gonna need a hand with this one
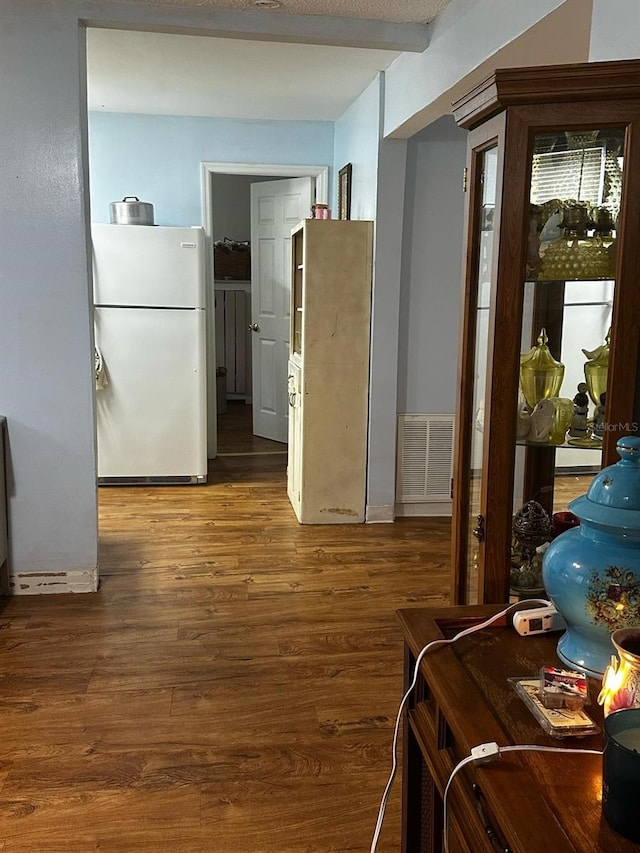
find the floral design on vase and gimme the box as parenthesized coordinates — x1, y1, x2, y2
(587, 566, 640, 630)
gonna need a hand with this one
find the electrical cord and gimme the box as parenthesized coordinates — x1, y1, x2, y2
(442, 743, 603, 853)
(369, 598, 552, 852)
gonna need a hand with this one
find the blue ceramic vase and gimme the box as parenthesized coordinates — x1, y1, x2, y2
(542, 436, 640, 678)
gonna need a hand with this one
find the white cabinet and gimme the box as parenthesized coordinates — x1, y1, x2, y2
(287, 219, 373, 524)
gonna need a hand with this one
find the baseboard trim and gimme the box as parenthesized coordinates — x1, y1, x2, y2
(365, 505, 395, 523)
(9, 567, 99, 595)
(394, 502, 452, 518)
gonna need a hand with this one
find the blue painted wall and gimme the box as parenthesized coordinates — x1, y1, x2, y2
(88, 112, 334, 226)
(333, 75, 381, 221)
(398, 116, 466, 415)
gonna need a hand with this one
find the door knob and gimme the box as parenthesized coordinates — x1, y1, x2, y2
(248, 323, 260, 332)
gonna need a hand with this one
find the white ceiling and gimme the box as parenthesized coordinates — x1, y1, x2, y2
(87, 30, 398, 120)
(91, 0, 450, 24)
(86, 0, 452, 121)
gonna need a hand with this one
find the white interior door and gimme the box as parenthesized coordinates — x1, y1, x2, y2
(250, 177, 313, 442)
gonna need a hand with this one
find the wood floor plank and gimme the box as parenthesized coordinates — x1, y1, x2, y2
(0, 784, 201, 839)
(0, 689, 173, 753)
(0, 408, 451, 850)
(200, 776, 400, 853)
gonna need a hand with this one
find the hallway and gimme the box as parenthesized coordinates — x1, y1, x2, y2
(0, 437, 451, 851)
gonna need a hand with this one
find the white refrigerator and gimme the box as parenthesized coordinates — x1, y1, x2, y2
(92, 223, 207, 484)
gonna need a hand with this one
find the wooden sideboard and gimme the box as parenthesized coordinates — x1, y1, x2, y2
(397, 605, 640, 853)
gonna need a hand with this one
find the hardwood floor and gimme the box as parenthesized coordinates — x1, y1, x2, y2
(0, 406, 451, 852)
(216, 400, 288, 457)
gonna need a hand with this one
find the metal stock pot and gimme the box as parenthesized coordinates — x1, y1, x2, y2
(109, 197, 155, 226)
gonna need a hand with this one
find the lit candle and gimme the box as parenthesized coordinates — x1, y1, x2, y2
(599, 655, 633, 716)
(611, 727, 640, 753)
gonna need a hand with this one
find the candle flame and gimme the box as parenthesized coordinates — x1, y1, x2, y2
(598, 656, 624, 707)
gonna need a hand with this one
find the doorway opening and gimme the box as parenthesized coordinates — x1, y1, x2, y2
(200, 162, 329, 461)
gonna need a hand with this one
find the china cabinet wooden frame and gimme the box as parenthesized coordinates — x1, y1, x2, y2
(451, 60, 640, 605)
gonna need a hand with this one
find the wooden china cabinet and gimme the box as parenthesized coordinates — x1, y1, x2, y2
(451, 60, 640, 605)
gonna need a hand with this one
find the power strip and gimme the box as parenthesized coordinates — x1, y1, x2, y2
(512, 604, 566, 636)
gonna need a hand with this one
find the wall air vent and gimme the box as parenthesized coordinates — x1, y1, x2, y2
(396, 414, 455, 503)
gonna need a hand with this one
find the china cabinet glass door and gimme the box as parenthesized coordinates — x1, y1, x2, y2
(509, 127, 624, 598)
(452, 117, 503, 605)
(451, 60, 640, 607)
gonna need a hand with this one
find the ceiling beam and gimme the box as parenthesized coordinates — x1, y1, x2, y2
(80, 0, 430, 52)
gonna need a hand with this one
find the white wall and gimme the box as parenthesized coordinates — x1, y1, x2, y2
(397, 116, 467, 414)
(0, 1, 97, 592)
(589, 0, 640, 60)
(367, 134, 408, 520)
(334, 75, 408, 521)
(383, 0, 592, 138)
(333, 76, 382, 220)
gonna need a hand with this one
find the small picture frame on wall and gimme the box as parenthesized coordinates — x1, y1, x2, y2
(338, 163, 352, 220)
